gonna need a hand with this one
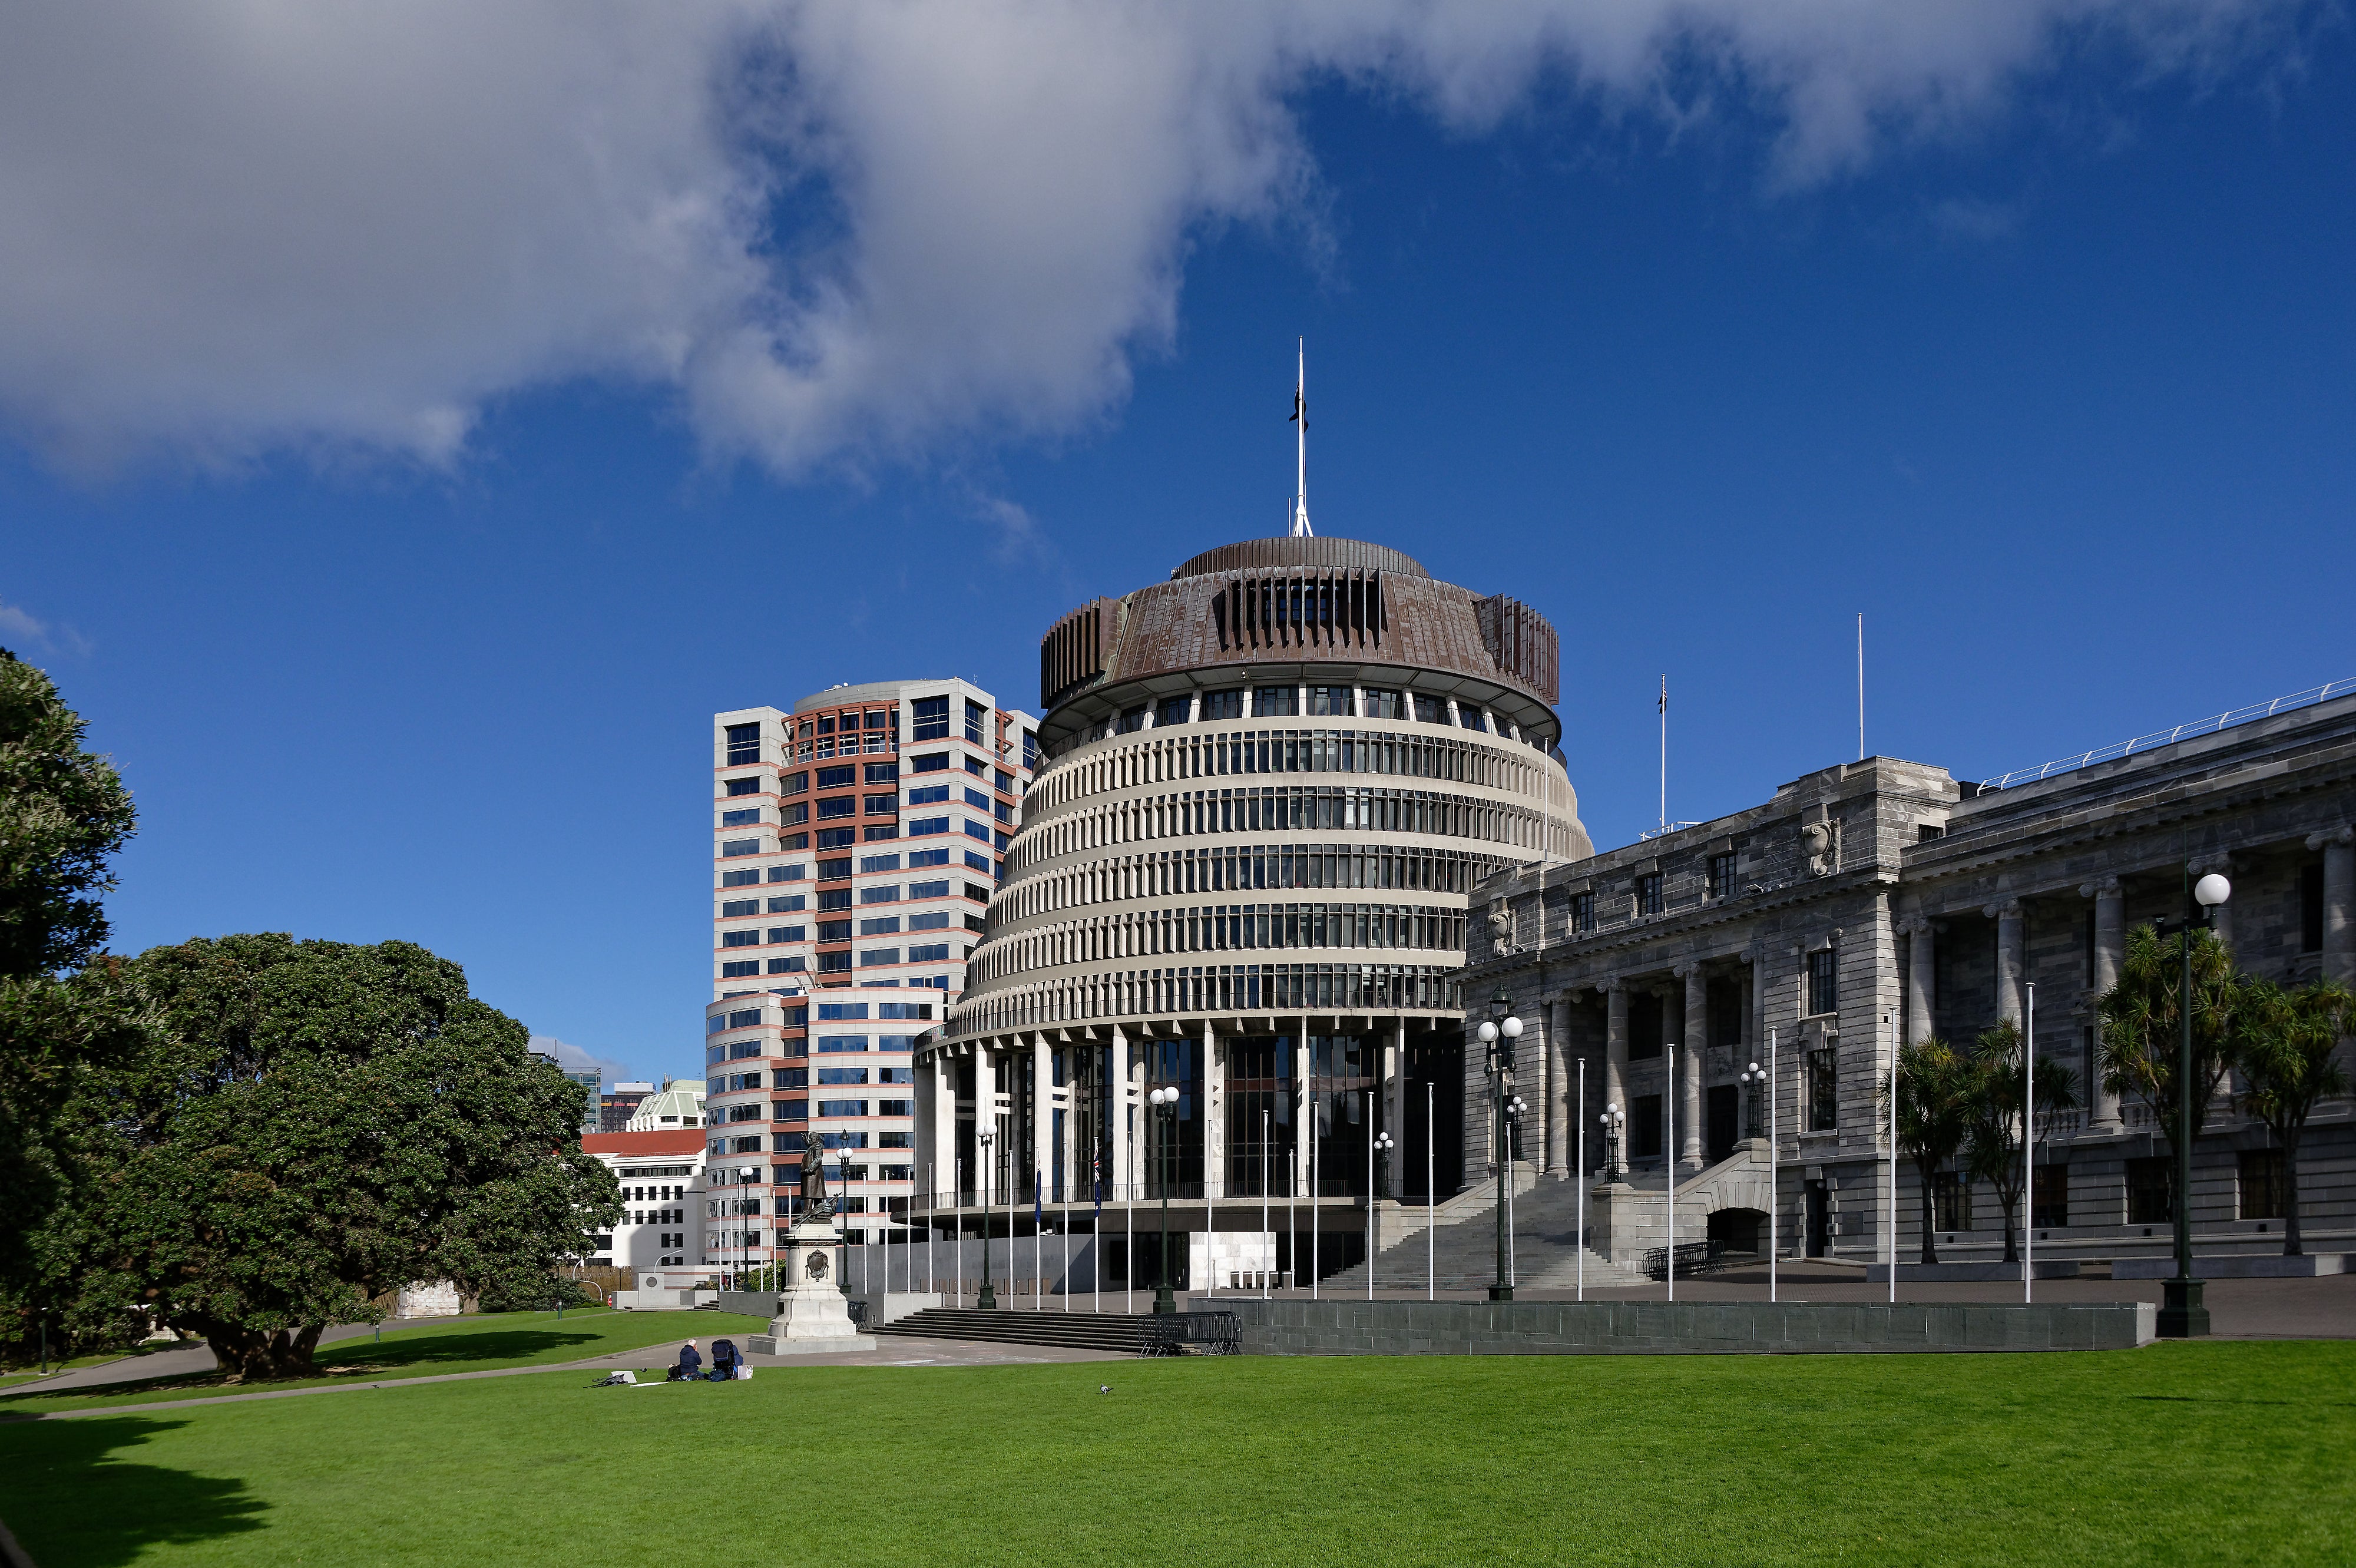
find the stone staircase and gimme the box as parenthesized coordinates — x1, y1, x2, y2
(1321, 1166, 1647, 1292)
(1587, 1142, 1775, 1266)
(874, 1306, 1161, 1354)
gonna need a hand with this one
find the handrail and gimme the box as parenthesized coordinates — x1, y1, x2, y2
(1977, 678, 2356, 793)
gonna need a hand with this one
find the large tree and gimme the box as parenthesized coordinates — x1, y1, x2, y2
(1881, 1037, 1974, 1265)
(0, 651, 143, 1358)
(66, 934, 620, 1380)
(2098, 922, 2238, 1226)
(2232, 976, 2355, 1257)
(1962, 1021, 2080, 1265)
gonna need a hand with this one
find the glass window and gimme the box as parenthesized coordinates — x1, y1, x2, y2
(816, 797, 855, 820)
(780, 771, 808, 794)
(1806, 1046, 1838, 1132)
(1933, 1171, 1971, 1232)
(910, 879, 949, 899)
(816, 919, 851, 941)
(1200, 689, 1244, 721)
(817, 1100, 869, 1118)
(908, 785, 949, 805)
(720, 960, 760, 978)
(720, 869, 761, 888)
(860, 947, 901, 966)
(1412, 694, 1447, 724)
(865, 710, 894, 732)
(1117, 706, 1147, 734)
(1570, 892, 1596, 934)
(817, 857, 853, 880)
(721, 930, 760, 948)
(818, 1033, 869, 1051)
(816, 765, 856, 789)
(720, 899, 759, 918)
(2127, 1157, 2173, 1224)
(767, 864, 805, 882)
(909, 849, 950, 868)
(721, 808, 762, 827)
(908, 942, 952, 962)
(2239, 1149, 2287, 1220)
(1154, 695, 1192, 727)
(780, 802, 808, 825)
(816, 1003, 868, 1020)
(815, 828, 856, 848)
(911, 697, 950, 740)
(1306, 685, 1352, 717)
(720, 839, 760, 858)
(766, 956, 805, 974)
(818, 1067, 869, 1085)
(859, 855, 900, 874)
(859, 917, 902, 935)
(1708, 852, 1738, 899)
(766, 926, 805, 944)
(1252, 684, 1298, 717)
(909, 911, 948, 930)
(767, 895, 805, 913)
(995, 770, 1014, 793)
(1361, 689, 1403, 720)
(1635, 874, 1663, 917)
(725, 776, 761, 797)
(912, 752, 949, 773)
(865, 762, 899, 784)
(965, 755, 987, 776)
(865, 793, 897, 815)
(725, 723, 760, 766)
(2031, 1163, 2069, 1229)
(965, 700, 988, 745)
(816, 951, 851, 972)
(1457, 704, 1487, 732)
(908, 816, 949, 836)
(1808, 949, 1839, 1016)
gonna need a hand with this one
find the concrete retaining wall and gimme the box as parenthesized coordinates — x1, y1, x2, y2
(1223, 1298, 2156, 1355)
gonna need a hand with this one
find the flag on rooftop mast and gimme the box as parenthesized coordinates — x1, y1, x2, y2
(1288, 339, 1313, 537)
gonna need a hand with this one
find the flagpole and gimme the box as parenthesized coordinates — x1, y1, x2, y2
(1577, 1058, 1586, 1302)
(1666, 1041, 1676, 1304)
(955, 1157, 964, 1308)
(1659, 675, 1667, 838)
(1262, 1109, 1271, 1298)
(2025, 983, 2036, 1305)
(1887, 1009, 1897, 1306)
(1426, 1080, 1435, 1302)
(1366, 1089, 1375, 1302)
(1769, 1027, 1779, 1305)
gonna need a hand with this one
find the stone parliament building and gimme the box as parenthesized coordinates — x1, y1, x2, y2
(1467, 688, 2356, 1272)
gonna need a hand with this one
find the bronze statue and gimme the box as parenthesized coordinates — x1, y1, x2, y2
(799, 1151, 832, 1217)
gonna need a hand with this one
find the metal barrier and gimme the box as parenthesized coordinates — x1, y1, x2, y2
(1978, 678, 2355, 792)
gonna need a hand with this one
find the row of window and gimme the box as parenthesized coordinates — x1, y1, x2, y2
(974, 902, 1470, 984)
(995, 843, 1501, 927)
(709, 1066, 918, 1093)
(703, 1029, 926, 1066)
(1097, 686, 1509, 738)
(717, 845, 995, 889)
(717, 880, 990, 922)
(1026, 727, 1545, 819)
(952, 961, 1466, 1034)
(1020, 785, 1543, 871)
(720, 910, 959, 949)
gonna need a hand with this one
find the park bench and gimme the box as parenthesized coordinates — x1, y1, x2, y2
(1640, 1240, 1729, 1281)
(1140, 1311, 1241, 1356)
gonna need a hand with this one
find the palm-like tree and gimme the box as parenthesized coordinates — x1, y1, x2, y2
(1963, 1020, 2080, 1265)
(2233, 977, 2355, 1257)
(2098, 924, 2237, 1215)
(1881, 1037, 1973, 1265)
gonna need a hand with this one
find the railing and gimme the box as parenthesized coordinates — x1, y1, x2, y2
(1978, 678, 2356, 792)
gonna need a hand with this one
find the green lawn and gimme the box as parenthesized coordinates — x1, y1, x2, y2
(0, 1308, 772, 1415)
(2, 1341, 2350, 1566)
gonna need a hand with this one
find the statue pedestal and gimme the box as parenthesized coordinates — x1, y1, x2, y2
(754, 1213, 867, 1354)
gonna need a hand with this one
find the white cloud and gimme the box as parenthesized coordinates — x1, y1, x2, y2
(0, 1, 2310, 476)
(0, 598, 91, 657)
(530, 1033, 634, 1090)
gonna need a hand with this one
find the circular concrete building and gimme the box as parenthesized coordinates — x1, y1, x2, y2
(911, 535, 1588, 1292)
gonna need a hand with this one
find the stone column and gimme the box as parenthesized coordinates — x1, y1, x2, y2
(1544, 997, 1571, 1177)
(1905, 919, 1935, 1044)
(1060, 1044, 1081, 1206)
(1294, 1030, 1313, 1195)
(2083, 878, 2125, 1130)
(1107, 1028, 1130, 1204)
(931, 1050, 957, 1208)
(2312, 828, 2356, 985)
(1032, 1034, 1053, 1209)
(1605, 982, 1628, 1119)
(1531, 992, 1551, 1177)
(1202, 1020, 1226, 1199)
(1678, 966, 1706, 1170)
(1990, 901, 2024, 1028)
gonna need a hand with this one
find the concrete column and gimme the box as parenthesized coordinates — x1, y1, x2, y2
(1293, 1029, 1313, 1195)
(1202, 1020, 1226, 1199)
(1031, 1033, 1053, 1208)
(1532, 994, 1551, 1177)
(931, 1051, 957, 1206)
(1990, 901, 2024, 1028)
(2312, 828, 2356, 985)
(1385, 1019, 1407, 1198)
(1107, 1028, 1130, 1204)
(1905, 919, 1935, 1044)
(1605, 982, 1628, 1120)
(1544, 997, 1571, 1177)
(1678, 967, 1706, 1171)
(1060, 1044, 1080, 1206)
(2084, 879, 2125, 1130)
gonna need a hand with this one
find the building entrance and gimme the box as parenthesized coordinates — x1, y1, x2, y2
(1706, 1084, 1738, 1163)
(1805, 1180, 1831, 1258)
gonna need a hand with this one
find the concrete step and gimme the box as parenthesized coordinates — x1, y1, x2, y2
(873, 1307, 1160, 1353)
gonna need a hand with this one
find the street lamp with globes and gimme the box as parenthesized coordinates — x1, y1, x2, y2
(1477, 988, 1523, 1301)
(1600, 1103, 1626, 1183)
(974, 1128, 997, 1309)
(1149, 1086, 1182, 1315)
(2156, 867, 2232, 1338)
(1738, 1060, 1767, 1140)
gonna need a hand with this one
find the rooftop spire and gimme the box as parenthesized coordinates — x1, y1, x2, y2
(1288, 338, 1313, 537)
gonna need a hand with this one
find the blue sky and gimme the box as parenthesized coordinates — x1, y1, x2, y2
(4, 4, 2350, 1086)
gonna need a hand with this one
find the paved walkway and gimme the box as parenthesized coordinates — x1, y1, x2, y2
(15, 1319, 446, 1397)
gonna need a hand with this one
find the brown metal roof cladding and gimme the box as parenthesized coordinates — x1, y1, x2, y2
(1037, 534, 1563, 742)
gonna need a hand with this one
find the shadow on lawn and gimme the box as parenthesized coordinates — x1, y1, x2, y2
(0, 1330, 605, 1410)
(0, 1417, 266, 1567)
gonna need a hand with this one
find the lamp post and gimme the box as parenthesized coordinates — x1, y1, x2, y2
(1738, 1059, 1766, 1140)
(1149, 1086, 1181, 1315)
(737, 1165, 758, 1294)
(2158, 867, 2232, 1338)
(1600, 1103, 1626, 1183)
(1370, 1129, 1395, 1299)
(1478, 988, 1523, 1302)
(975, 1129, 997, 1309)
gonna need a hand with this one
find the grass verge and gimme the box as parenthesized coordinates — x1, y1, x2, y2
(1, 1339, 2350, 1566)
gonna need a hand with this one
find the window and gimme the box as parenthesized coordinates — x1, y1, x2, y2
(1635, 874, 1663, 917)
(965, 819, 991, 841)
(965, 700, 988, 744)
(767, 957, 805, 974)
(780, 833, 808, 851)
(725, 777, 761, 798)
(865, 793, 897, 815)
(995, 770, 1014, 793)
(2239, 1149, 2288, 1220)
(860, 917, 902, 936)
(1021, 731, 1038, 768)
(1632, 1095, 1663, 1159)
(861, 948, 900, 965)
(815, 828, 856, 848)
(816, 888, 852, 911)
(727, 1009, 762, 1028)
(1362, 689, 1402, 720)
(878, 1066, 915, 1084)
(909, 911, 948, 931)
(722, 930, 761, 948)
(776, 1100, 808, 1120)
(720, 839, 760, 858)
(1252, 684, 1298, 717)
(1917, 823, 1944, 842)
(1808, 949, 1839, 1016)
(909, 879, 949, 899)
(818, 1034, 869, 1053)
(1707, 977, 1743, 1050)
(912, 753, 949, 776)
(2127, 1157, 2173, 1225)
(2031, 1163, 2068, 1229)
(1628, 992, 1662, 1060)
(720, 899, 759, 918)
(816, 951, 851, 973)
(1200, 689, 1244, 720)
(965, 755, 987, 776)
(768, 864, 805, 882)
(779, 1068, 809, 1088)
(1570, 892, 1595, 934)
(1154, 695, 1192, 727)
(1457, 704, 1487, 732)
(781, 771, 808, 794)
(767, 926, 805, 944)
(816, 764, 856, 789)
(2303, 864, 2325, 953)
(1933, 1172, 1971, 1231)
(818, 1068, 869, 1085)
(818, 1100, 869, 1118)
(865, 762, 899, 784)
(721, 808, 762, 827)
(780, 802, 809, 825)
(817, 920, 852, 941)
(1117, 706, 1147, 734)
(859, 855, 900, 875)
(908, 785, 949, 805)
(909, 942, 951, 962)
(909, 816, 949, 836)
(878, 1100, 913, 1117)
(1413, 694, 1447, 724)
(721, 960, 759, 978)
(965, 851, 994, 874)
(1306, 685, 1353, 717)
(1806, 1046, 1838, 1132)
(816, 797, 856, 819)
(964, 787, 990, 809)
(1708, 852, 1738, 899)
(963, 881, 991, 901)
(725, 723, 760, 766)
(860, 885, 901, 904)
(912, 697, 950, 740)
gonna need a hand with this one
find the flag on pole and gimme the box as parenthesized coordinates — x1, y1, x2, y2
(1289, 386, 1304, 428)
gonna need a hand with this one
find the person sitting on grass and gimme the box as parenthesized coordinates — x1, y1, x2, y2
(670, 1339, 703, 1382)
(708, 1339, 743, 1381)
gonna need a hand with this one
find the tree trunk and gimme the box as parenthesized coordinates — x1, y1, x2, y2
(2281, 1124, 2304, 1257)
(1914, 1159, 1940, 1265)
(1996, 1187, 2020, 1265)
(186, 1319, 327, 1381)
